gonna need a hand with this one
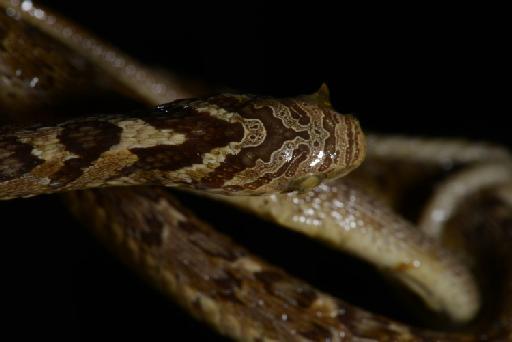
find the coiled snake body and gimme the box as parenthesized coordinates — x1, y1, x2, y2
(1, 1, 511, 340)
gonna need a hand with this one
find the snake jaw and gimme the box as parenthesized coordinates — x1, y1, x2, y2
(286, 174, 325, 193)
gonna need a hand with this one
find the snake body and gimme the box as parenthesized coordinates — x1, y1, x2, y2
(0, 92, 364, 199)
(1, 1, 511, 341)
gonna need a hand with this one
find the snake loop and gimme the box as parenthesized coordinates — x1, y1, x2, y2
(1, 1, 511, 340)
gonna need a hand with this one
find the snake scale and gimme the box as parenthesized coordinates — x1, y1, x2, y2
(1, 1, 511, 340)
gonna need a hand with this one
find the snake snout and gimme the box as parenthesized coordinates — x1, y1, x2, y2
(320, 112, 366, 182)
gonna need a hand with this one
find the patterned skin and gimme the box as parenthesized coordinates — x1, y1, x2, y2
(0, 92, 364, 199)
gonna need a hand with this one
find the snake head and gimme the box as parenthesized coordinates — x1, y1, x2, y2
(186, 86, 366, 195)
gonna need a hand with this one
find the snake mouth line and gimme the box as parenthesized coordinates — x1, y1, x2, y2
(286, 174, 325, 193)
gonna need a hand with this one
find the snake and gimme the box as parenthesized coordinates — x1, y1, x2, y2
(1, 1, 511, 340)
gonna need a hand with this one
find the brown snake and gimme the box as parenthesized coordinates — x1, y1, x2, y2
(1, 1, 511, 340)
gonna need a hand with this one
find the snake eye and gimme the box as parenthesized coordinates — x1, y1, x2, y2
(286, 174, 324, 193)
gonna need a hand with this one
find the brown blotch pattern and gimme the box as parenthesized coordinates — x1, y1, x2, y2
(254, 270, 318, 308)
(137, 211, 165, 246)
(124, 106, 243, 176)
(50, 120, 122, 186)
(95, 189, 165, 247)
(210, 271, 243, 303)
(186, 230, 240, 262)
(298, 323, 333, 341)
(58, 119, 122, 157)
(0, 135, 43, 182)
(335, 302, 408, 339)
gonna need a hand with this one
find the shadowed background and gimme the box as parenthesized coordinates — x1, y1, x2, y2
(1, 1, 509, 340)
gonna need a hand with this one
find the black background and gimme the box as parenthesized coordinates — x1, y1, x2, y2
(2, 1, 510, 340)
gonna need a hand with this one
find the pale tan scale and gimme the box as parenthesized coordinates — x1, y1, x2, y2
(114, 119, 187, 149)
(233, 257, 264, 273)
(419, 162, 512, 239)
(66, 151, 138, 188)
(19, 128, 74, 161)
